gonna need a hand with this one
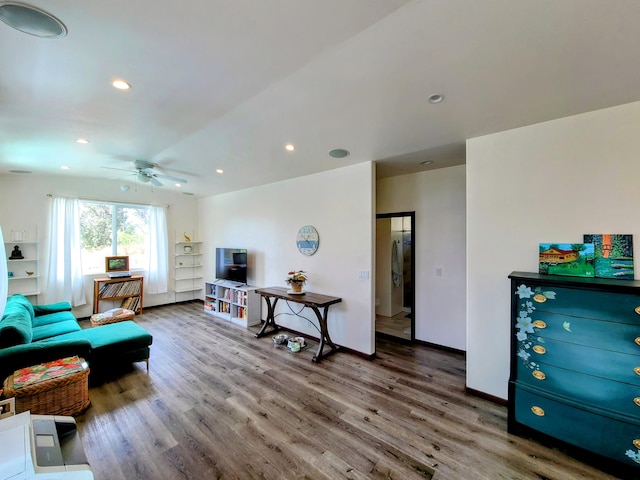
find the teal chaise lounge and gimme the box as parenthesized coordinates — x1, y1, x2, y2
(0, 294, 152, 382)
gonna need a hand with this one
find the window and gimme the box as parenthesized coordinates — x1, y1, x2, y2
(79, 201, 151, 274)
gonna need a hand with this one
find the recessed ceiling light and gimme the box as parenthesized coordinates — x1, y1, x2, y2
(9, 170, 32, 174)
(175, 183, 182, 187)
(112, 79, 131, 90)
(428, 94, 444, 104)
(420, 160, 434, 166)
(61, 165, 70, 170)
(0, 4, 67, 39)
(216, 169, 223, 174)
(285, 144, 295, 152)
(76, 138, 89, 144)
(328, 148, 350, 159)
(182, 192, 195, 196)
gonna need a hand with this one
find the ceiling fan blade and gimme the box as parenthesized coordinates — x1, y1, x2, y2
(150, 177, 163, 187)
(152, 173, 187, 184)
(102, 166, 135, 173)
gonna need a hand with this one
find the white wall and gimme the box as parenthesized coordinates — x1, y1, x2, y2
(198, 162, 376, 355)
(0, 174, 199, 318)
(466, 101, 640, 399)
(377, 165, 466, 350)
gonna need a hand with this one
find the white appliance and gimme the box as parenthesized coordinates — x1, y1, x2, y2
(0, 412, 93, 480)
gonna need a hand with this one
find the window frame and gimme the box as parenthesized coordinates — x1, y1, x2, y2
(79, 200, 152, 274)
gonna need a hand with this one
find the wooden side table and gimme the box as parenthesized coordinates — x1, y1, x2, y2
(3, 356, 90, 416)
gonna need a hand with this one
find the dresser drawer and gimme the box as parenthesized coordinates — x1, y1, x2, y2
(514, 385, 640, 468)
(516, 362, 640, 417)
(527, 312, 640, 354)
(525, 336, 640, 382)
(529, 285, 640, 325)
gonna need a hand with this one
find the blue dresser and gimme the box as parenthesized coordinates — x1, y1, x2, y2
(508, 272, 640, 475)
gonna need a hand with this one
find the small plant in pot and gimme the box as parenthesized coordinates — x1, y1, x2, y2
(286, 270, 307, 293)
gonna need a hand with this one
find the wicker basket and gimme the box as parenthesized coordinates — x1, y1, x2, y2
(90, 308, 135, 327)
(3, 357, 90, 416)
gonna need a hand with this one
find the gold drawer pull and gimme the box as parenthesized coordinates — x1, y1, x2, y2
(635, 367, 640, 376)
(635, 337, 640, 346)
(532, 320, 547, 329)
(634, 439, 640, 449)
(635, 306, 640, 315)
(532, 370, 546, 380)
(533, 294, 547, 303)
(531, 406, 545, 416)
(634, 397, 640, 407)
(532, 345, 546, 355)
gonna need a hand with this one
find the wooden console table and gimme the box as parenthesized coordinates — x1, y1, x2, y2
(254, 287, 342, 363)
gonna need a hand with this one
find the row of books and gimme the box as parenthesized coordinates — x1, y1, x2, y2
(120, 296, 140, 311)
(204, 300, 216, 311)
(99, 279, 141, 298)
(233, 291, 247, 305)
(204, 299, 248, 319)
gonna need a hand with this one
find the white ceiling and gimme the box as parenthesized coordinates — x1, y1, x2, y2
(1, 0, 640, 196)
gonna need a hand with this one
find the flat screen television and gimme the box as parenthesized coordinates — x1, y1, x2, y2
(215, 248, 247, 284)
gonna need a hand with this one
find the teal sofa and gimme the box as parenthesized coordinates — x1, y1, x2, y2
(0, 294, 153, 382)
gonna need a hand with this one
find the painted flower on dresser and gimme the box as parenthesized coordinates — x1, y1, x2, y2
(514, 284, 558, 371)
(625, 449, 640, 463)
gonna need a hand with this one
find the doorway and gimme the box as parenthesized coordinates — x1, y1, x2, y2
(375, 212, 415, 341)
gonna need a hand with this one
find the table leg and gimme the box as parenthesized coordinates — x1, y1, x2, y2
(311, 306, 339, 362)
(255, 296, 280, 338)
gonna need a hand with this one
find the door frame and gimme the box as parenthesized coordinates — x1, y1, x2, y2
(376, 211, 415, 341)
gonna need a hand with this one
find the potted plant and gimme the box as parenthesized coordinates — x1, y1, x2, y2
(286, 270, 307, 293)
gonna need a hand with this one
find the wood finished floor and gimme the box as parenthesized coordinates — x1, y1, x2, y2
(376, 311, 411, 340)
(75, 301, 625, 479)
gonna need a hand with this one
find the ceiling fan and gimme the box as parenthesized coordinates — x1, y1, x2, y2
(103, 160, 188, 187)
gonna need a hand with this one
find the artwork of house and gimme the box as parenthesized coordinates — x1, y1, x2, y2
(584, 234, 634, 280)
(539, 243, 595, 277)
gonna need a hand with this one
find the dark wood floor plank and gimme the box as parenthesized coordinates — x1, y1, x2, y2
(71, 301, 627, 479)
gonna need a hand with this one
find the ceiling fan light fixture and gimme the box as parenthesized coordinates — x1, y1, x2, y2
(0, 3, 67, 38)
(137, 172, 151, 183)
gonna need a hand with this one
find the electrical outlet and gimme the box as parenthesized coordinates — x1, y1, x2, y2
(435, 267, 442, 277)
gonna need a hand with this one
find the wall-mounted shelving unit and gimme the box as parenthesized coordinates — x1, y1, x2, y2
(5, 227, 40, 300)
(175, 241, 203, 302)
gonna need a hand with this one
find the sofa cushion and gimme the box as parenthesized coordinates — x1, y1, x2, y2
(32, 319, 82, 341)
(0, 301, 33, 348)
(54, 321, 152, 358)
(7, 294, 35, 319)
(33, 301, 72, 316)
(32, 311, 77, 328)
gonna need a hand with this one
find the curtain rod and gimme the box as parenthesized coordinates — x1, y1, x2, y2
(46, 193, 169, 208)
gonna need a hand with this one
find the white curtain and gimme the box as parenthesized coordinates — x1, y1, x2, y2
(47, 196, 86, 306)
(0, 227, 8, 315)
(146, 205, 168, 294)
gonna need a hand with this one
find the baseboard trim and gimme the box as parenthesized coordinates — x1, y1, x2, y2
(465, 387, 507, 406)
(413, 339, 466, 357)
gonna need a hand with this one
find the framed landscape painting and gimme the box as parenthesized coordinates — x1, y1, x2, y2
(539, 243, 595, 277)
(583, 234, 634, 280)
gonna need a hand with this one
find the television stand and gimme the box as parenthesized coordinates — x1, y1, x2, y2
(204, 280, 260, 328)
